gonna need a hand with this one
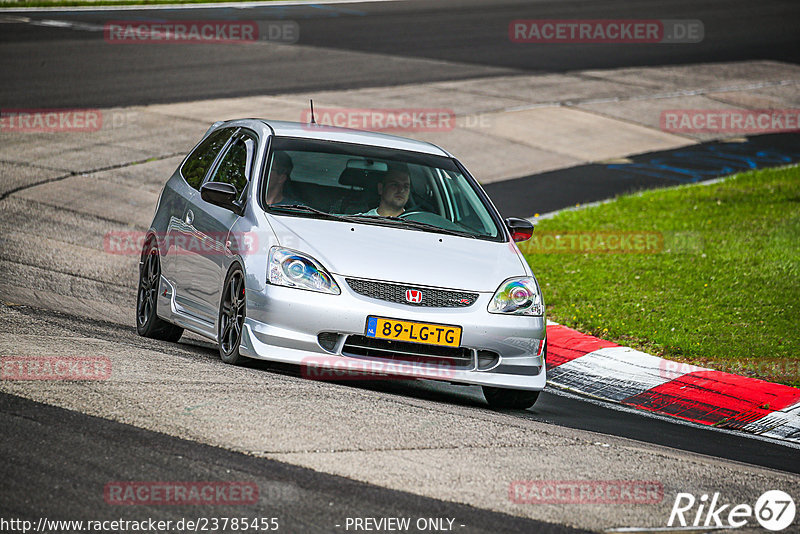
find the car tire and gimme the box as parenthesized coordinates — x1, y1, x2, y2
(136, 240, 184, 342)
(482, 387, 540, 410)
(218, 265, 247, 365)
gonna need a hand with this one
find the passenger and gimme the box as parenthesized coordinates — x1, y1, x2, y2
(266, 152, 303, 205)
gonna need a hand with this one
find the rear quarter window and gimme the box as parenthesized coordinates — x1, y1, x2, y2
(181, 128, 234, 189)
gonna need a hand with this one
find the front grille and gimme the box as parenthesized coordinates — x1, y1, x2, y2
(346, 278, 478, 308)
(342, 335, 474, 370)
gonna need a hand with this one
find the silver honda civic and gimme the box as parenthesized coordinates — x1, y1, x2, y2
(137, 119, 546, 408)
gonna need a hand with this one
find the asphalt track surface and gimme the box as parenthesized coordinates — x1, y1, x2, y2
(2, 0, 800, 530)
(0, 0, 798, 108)
(0, 393, 588, 534)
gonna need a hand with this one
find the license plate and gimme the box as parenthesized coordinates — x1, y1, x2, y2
(365, 316, 462, 348)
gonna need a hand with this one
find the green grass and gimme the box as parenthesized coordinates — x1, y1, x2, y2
(522, 165, 800, 386)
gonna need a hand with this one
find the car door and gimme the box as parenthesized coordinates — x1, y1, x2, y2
(167, 127, 235, 318)
(179, 129, 257, 325)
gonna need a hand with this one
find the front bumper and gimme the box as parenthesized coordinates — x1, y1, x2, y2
(238, 275, 546, 391)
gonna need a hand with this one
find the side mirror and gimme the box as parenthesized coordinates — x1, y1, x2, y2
(201, 182, 240, 213)
(505, 217, 534, 242)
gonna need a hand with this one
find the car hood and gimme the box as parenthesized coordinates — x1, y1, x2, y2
(266, 215, 527, 292)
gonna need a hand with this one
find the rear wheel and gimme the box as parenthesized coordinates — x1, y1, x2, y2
(482, 387, 540, 410)
(218, 266, 246, 365)
(136, 241, 183, 342)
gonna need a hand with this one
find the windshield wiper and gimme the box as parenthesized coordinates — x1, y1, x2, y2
(268, 204, 357, 223)
(378, 216, 479, 239)
(269, 205, 479, 238)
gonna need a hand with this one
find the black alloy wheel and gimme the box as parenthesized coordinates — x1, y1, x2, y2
(219, 267, 246, 364)
(136, 241, 183, 342)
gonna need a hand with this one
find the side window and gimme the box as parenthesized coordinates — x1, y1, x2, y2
(180, 129, 234, 189)
(207, 134, 255, 197)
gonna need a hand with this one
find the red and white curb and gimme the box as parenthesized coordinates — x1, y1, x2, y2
(545, 322, 800, 444)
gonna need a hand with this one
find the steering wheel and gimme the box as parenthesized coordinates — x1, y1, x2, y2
(398, 210, 424, 218)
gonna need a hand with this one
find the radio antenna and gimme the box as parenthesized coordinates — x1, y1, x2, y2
(309, 99, 316, 124)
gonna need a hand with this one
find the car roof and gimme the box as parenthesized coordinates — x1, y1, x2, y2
(255, 119, 451, 157)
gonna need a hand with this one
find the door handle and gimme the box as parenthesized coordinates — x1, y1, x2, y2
(185, 209, 194, 225)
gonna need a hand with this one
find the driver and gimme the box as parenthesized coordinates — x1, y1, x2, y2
(359, 165, 410, 217)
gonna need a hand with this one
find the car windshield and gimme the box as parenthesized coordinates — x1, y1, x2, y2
(263, 137, 502, 240)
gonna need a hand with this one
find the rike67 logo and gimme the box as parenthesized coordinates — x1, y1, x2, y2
(668, 490, 796, 531)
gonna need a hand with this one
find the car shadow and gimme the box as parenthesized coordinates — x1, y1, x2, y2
(176, 337, 538, 412)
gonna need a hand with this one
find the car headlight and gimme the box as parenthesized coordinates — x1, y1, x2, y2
(488, 277, 544, 316)
(268, 247, 340, 295)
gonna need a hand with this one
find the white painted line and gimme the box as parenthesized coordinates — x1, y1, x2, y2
(0, 0, 398, 13)
(24, 17, 103, 30)
(530, 198, 615, 222)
